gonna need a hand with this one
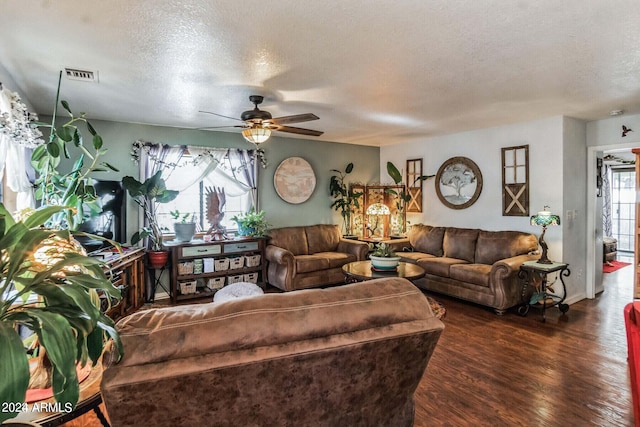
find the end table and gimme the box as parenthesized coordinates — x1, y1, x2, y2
(518, 260, 570, 322)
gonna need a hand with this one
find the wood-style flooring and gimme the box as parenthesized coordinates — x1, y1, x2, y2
(64, 259, 635, 426)
(414, 257, 635, 426)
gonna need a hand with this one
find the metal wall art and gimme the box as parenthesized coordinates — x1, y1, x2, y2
(435, 156, 483, 210)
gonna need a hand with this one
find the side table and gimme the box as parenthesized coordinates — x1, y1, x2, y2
(518, 260, 570, 322)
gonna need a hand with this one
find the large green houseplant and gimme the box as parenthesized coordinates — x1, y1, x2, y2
(386, 161, 434, 235)
(330, 163, 364, 237)
(0, 204, 123, 423)
(231, 209, 270, 237)
(122, 171, 178, 266)
(32, 71, 118, 231)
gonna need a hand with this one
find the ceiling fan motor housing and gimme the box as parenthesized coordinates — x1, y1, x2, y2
(241, 95, 272, 122)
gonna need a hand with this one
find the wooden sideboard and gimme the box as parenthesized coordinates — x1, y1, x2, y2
(168, 237, 267, 304)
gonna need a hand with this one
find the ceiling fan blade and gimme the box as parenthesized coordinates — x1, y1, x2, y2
(275, 125, 324, 137)
(182, 125, 246, 131)
(270, 113, 319, 125)
(198, 110, 244, 122)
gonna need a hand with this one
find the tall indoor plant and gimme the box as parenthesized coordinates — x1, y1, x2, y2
(122, 171, 178, 266)
(386, 161, 434, 235)
(0, 204, 123, 423)
(330, 162, 364, 237)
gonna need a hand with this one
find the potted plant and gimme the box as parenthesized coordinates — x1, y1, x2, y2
(122, 171, 178, 267)
(385, 161, 434, 236)
(330, 162, 364, 237)
(0, 204, 123, 423)
(32, 71, 119, 231)
(171, 210, 196, 242)
(231, 209, 270, 237)
(369, 242, 401, 271)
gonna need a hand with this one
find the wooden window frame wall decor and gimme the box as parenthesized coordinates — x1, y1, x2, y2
(501, 145, 529, 216)
(406, 158, 423, 212)
(435, 156, 483, 210)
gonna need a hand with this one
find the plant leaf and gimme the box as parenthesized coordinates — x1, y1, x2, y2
(0, 322, 30, 423)
(92, 134, 103, 150)
(345, 162, 354, 174)
(386, 162, 403, 185)
(61, 100, 72, 115)
(47, 141, 60, 157)
(86, 121, 97, 136)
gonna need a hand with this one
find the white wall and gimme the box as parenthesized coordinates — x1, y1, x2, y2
(380, 116, 587, 300)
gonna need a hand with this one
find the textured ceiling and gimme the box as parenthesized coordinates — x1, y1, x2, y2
(1, 0, 639, 146)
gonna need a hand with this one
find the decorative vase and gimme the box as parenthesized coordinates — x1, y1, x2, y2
(147, 250, 169, 268)
(174, 222, 196, 242)
(370, 255, 401, 270)
(237, 224, 255, 237)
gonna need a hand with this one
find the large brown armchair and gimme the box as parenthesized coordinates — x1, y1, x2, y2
(101, 278, 444, 427)
(265, 224, 369, 291)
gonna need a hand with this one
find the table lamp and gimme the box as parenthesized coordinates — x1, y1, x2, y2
(366, 203, 390, 237)
(530, 206, 560, 264)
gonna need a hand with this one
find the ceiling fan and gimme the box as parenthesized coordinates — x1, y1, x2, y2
(198, 95, 323, 144)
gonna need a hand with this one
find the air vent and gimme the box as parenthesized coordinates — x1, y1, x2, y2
(64, 68, 98, 82)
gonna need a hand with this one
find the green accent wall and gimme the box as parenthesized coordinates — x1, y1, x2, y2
(41, 117, 379, 241)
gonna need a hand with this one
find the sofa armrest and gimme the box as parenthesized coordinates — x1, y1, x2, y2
(337, 239, 370, 260)
(265, 245, 295, 267)
(381, 238, 411, 253)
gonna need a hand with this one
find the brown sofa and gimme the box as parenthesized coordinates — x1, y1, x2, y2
(386, 224, 539, 314)
(101, 278, 444, 427)
(264, 224, 369, 291)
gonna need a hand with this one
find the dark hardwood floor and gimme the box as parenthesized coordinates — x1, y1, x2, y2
(414, 257, 635, 427)
(66, 259, 636, 426)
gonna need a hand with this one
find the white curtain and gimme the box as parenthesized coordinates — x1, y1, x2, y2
(0, 87, 38, 210)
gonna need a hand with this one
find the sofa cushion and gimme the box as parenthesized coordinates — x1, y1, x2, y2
(443, 228, 479, 263)
(408, 224, 445, 256)
(417, 257, 469, 277)
(449, 263, 492, 287)
(474, 230, 539, 265)
(296, 254, 331, 273)
(314, 251, 358, 269)
(398, 251, 436, 264)
(306, 224, 341, 253)
(268, 226, 309, 255)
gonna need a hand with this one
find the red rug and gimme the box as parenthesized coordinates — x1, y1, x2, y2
(603, 261, 631, 273)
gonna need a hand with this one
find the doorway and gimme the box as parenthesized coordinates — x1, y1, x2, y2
(609, 167, 635, 253)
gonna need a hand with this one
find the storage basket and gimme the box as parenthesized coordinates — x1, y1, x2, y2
(245, 254, 261, 267)
(179, 280, 197, 295)
(177, 262, 194, 275)
(227, 274, 244, 285)
(229, 256, 245, 270)
(214, 258, 230, 271)
(243, 272, 259, 284)
(207, 277, 225, 290)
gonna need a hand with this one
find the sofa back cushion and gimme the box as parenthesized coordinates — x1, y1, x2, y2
(443, 227, 480, 262)
(408, 224, 445, 256)
(474, 230, 539, 265)
(267, 226, 309, 255)
(306, 224, 341, 253)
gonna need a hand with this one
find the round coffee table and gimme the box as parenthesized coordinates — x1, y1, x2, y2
(342, 261, 426, 282)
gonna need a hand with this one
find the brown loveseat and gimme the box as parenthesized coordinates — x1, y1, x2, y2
(101, 278, 444, 427)
(264, 224, 369, 291)
(386, 224, 539, 314)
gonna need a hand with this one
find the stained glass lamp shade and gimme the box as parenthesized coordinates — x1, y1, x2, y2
(530, 206, 560, 264)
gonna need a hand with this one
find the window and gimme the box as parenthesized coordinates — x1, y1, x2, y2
(137, 142, 258, 235)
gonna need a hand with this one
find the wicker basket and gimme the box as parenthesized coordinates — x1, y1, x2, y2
(227, 274, 244, 285)
(245, 254, 261, 267)
(243, 272, 259, 284)
(177, 262, 194, 275)
(214, 258, 230, 271)
(207, 277, 225, 290)
(179, 280, 197, 295)
(229, 257, 245, 270)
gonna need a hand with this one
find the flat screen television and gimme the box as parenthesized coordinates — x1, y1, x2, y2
(77, 180, 126, 253)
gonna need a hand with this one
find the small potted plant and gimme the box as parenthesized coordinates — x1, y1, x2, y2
(330, 162, 364, 238)
(370, 242, 401, 271)
(122, 171, 178, 267)
(231, 209, 270, 237)
(171, 210, 196, 242)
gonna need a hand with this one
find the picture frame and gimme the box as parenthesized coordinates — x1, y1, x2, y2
(435, 156, 483, 210)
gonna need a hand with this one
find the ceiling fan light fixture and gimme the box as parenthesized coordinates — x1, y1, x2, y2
(242, 127, 271, 144)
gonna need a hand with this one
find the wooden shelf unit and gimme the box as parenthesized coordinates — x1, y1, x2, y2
(169, 237, 267, 304)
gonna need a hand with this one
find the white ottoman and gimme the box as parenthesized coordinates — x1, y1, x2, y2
(213, 282, 264, 303)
